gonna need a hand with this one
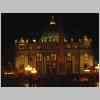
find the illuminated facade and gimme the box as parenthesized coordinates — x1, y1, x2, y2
(15, 16, 95, 75)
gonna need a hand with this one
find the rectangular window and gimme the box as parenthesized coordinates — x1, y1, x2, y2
(36, 53, 42, 61)
(46, 55, 50, 61)
(51, 53, 56, 61)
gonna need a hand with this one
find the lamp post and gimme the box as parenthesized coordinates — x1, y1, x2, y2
(24, 65, 38, 87)
(24, 65, 31, 86)
(30, 68, 38, 87)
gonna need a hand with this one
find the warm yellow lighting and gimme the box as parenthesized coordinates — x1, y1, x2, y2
(67, 53, 71, 57)
(4, 72, 14, 75)
(84, 35, 88, 41)
(25, 67, 28, 71)
(95, 64, 99, 70)
(95, 66, 99, 70)
(31, 68, 37, 74)
(20, 37, 25, 43)
(84, 69, 90, 72)
(29, 67, 32, 71)
(41, 40, 43, 42)
(33, 39, 36, 42)
(26, 40, 28, 43)
(25, 65, 32, 71)
(50, 21, 56, 25)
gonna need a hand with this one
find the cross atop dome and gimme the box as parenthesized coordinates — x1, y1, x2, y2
(49, 16, 56, 25)
(48, 16, 56, 32)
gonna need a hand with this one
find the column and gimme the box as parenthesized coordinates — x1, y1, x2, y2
(72, 55, 75, 73)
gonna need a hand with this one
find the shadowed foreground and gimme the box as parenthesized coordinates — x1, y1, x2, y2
(1, 73, 98, 87)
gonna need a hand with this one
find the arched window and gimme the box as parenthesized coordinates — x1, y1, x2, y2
(67, 53, 72, 63)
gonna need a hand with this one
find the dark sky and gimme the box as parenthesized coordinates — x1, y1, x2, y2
(1, 13, 99, 67)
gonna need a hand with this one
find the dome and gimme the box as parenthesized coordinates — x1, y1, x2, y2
(41, 32, 59, 43)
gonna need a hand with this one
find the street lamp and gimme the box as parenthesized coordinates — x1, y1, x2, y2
(30, 67, 38, 87)
(31, 68, 37, 74)
(24, 65, 38, 87)
(24, 65, 37, 74)
(25, 65, 32, 71)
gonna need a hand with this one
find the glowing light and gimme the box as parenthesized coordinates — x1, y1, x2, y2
(4, 72, 14, 75)
(20, 37, 25, 43)
(33, 39, 36, 42)
(67, 53, 71, 57)
(84, 69, 90, 72)
(50, 21, 56, 25)
(15, 40, 17, 44)
(95, 64, 99, 70)
(84, 35, 88, 42)
(25, 65, 32, 71)
(26, 40, 28, 43)
(31, 68, 37, 74)
(24, 83, 29, 87)
(25, 67, 28, 71)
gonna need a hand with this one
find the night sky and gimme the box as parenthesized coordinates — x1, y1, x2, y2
(1, 13, 99, 68)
